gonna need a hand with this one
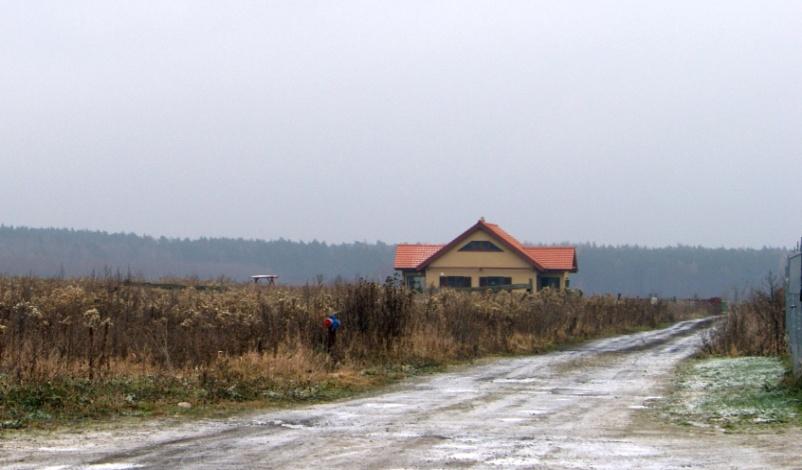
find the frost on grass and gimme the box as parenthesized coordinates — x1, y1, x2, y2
(661, 357, 798, 427)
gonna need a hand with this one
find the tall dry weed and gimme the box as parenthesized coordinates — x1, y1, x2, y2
(0, 276, 705, 385)
(701, 274, 785, 356)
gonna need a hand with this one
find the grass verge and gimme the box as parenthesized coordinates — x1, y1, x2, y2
(0, 360, 445, 433)
(657, 356, 802, 430)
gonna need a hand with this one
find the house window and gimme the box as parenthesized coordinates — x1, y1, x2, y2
(539, 277, 561, 290)
(440, 276, 472, 288)
(405, 273, 425, 291)
(459, 240, 503, 252)
(479, 276, 512, 287)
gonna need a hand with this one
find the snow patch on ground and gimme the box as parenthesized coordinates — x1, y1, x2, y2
(660, 356, 799, 426)
(84, 465, 143, 470)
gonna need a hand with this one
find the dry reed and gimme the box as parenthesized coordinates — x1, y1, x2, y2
(701, 274, 786, 357)
(0, 276, 705, 427)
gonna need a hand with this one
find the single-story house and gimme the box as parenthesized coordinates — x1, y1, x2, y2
(394, 219, 577, 291)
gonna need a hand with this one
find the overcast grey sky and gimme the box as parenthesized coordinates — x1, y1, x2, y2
(1, 1, 800, 247)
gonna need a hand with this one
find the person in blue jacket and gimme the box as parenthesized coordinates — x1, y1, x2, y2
(323, 312, 340, 353)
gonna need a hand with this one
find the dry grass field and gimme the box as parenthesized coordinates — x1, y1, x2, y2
(0, 276, 708, 428)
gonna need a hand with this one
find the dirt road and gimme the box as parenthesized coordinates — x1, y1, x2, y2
(3, 317, 800, 469)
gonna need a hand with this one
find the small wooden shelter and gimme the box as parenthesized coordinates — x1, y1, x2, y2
(251, 274, 278, 286)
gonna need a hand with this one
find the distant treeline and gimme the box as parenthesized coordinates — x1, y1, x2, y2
(0, 226, 393, 284)
(0, 225, 790, 298)
(572, 243, 788, 299)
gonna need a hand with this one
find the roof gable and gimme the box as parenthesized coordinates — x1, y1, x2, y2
(416, 220, 545, 271)
(394, 219, 578, 273)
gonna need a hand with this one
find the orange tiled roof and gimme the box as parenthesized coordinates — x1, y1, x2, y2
(523, 246, 577, 272)
(394, 220, 577, 273)
(394, 244, 442, 270)
(482, 222, 539, 265)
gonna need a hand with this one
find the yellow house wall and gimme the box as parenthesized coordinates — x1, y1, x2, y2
(424, 267, 536, 289)
(424, 230, 536, 288)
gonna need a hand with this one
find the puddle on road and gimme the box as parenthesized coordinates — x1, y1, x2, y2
(74, 465, 143, 470)
(499, 417, 526, 423)
(440, 388, 477, 393)
(249, 418, 313, 430)
(522, 409, 550, 416)
(493, 377, 540, 384)
(46, 466, 142, 470)
(362, 402, 407, 409)
(549, 387, 614, 398)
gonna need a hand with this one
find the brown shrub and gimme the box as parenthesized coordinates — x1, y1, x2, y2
(701, 273, 786, 356)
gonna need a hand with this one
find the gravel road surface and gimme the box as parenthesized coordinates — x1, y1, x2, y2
(3, 317, 800, 469)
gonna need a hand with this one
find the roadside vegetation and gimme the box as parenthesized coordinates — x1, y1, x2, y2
(701, 273, 786, 357)
(660, 274, 802, 429)
(661, 357, 799, 429)
(0, 276, 707, 430)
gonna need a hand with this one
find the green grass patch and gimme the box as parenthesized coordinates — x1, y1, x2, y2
(659, 356, 802, 429)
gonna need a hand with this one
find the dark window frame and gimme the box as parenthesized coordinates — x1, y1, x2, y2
(479, 276, 512, 287)
(404, 273, 426, 291)
(458, 240, 503, 252)
(439, 276, 472, 288)
(538, 276, 561, 290)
